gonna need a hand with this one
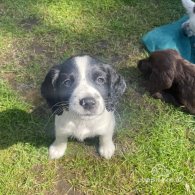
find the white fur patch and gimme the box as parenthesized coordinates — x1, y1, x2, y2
(74, 55, 90, 80)
(182, 0, 195, 15)
(182, 0, 195, 35)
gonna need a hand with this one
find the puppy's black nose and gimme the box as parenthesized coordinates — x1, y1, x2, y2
(80, 97, 96, 110)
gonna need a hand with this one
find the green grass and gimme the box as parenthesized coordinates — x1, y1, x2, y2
(0, 0, 195, 194)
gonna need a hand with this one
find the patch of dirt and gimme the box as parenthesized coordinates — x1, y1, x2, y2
(32, 163, 83, 195)
(32, 164, 46, 185)
(28, 38, 68, 65)
(111, 53, 129, 64)
(1, 72, 43, 107)
(115, 138, 137, 156)
(46, 165, 84, 195)
(1, 72, 15, 84)
(23, 87, 43, 106)
(95, 40, 109, 49)
(20, 16, 40, 30)
(46, 180, 83, 195)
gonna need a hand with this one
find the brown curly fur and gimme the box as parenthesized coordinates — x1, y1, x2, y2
(138, 49, 195, 114)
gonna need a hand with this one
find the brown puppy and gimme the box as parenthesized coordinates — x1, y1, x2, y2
(138, 49, 195, 114)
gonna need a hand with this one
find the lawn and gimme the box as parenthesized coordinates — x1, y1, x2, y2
(0, 0, 195, 194)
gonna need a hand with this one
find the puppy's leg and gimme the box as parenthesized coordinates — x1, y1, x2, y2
(49, 134, 68, 159)
(183, 104, 195, 115)
(99, 133, 115, 159)
(151, 92, 164, 99)
(152, 91, 180, 106)
(99, 118, 115, 159)
(188, 107, 195, 115)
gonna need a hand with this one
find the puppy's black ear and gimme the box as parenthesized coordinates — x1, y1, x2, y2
(41, 65, 62, 115)
(106, 65, 126, 111)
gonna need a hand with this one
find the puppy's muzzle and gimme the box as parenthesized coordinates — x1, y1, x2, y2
(79, 97, 97, 111)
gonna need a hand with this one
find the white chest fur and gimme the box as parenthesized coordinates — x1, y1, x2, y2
(49, 109, 116, 159)
(55, 110, 115, 141)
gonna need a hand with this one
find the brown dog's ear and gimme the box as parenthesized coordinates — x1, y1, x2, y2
(145, 50, 178, 94)
(41, 65, 63, 115)
(149, 66, 175, 94)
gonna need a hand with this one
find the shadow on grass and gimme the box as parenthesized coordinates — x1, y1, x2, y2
(0, 106, 100, 152)
(0, 107, 52, 149)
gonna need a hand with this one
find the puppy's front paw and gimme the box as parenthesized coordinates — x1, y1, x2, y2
(99, 142, 115, 159)
(152, 92, 163, 99)
(49, 143, 67, 159)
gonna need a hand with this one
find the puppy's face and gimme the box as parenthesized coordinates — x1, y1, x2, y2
(41, 55, 126, 117)
(58, 56, 108, 117)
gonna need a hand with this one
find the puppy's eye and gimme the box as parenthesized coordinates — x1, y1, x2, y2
(96, 77, 105, 85)
(63, 79, 72, 87)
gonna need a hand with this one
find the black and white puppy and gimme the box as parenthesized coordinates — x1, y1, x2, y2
(41, 55, 126, 159)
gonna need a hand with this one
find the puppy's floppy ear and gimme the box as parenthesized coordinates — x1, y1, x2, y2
(149, 65, 174, 94)
(106, 65, 126, 111)
(41, 65, 62, 115)
(141, 51, 176, 94)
